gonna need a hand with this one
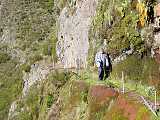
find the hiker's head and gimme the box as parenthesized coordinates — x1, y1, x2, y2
(98, 48, 104, 53)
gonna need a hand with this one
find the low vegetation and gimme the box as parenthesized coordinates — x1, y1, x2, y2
(88, 0, 154, 64)
(0, 52, 23, 120)
(111, 55, 160, 94)
(14, 70, 72, 120)
(42, 26, 58, 62)
(0, 52, 11, 64)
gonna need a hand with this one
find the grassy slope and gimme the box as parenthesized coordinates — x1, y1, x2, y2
(80, 56, 160, 100)
(76, 68, 160, 119)
(0, 0, 58, 119)
(0, 52, 23, 120)
(13, 70, 71, 120)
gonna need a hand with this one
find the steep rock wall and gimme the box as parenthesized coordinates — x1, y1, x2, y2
(57, 0, 98, 68)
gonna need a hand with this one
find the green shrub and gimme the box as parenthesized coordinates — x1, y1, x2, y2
(136, 107, 151, 120)
(15, 111, 32, 120)
(50, 30, 58, 62)
(111, 55, 160, 89)
(59, 0, 67, 9)
(39, 0, 54, 12)
(88, 0, 145, 60)
(42, 26, 58, 61)
(42, 42, 51, 56)
(47, 70, 72, 87)
(47, 94, 54, 108)
(0, 60, 23, 120)
(21, 64, 31, 73)
(142, 58, 160, 92)
(112, 55, 143, 81)
(0, 52, 10, 64)
(30, 54, 43, 64)
(25, 86, 40, 119)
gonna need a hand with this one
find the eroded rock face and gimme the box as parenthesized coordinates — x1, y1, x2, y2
(22, 61, 53, 96)
(57, 0, 98, 68)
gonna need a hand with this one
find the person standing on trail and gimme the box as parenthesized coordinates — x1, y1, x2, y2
(95, 48, 112, 80)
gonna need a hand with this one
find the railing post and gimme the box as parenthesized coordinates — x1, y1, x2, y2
(122, 71, 125, 94)
(155, 90, 157, 110)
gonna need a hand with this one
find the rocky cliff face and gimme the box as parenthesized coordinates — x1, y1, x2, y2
(22, 60, 53, 96)
(57, 0, 98, 68)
